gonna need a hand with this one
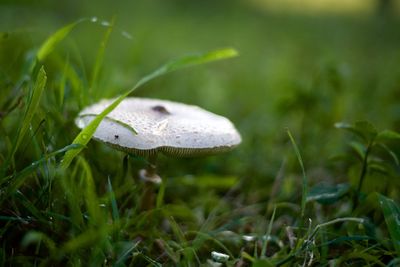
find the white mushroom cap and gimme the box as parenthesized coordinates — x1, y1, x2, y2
(75, 97, 241, 157)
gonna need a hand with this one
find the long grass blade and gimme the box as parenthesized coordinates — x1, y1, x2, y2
(58, 55, 69, 107)
(78, 157, 102, 224)
(0, 67, 47, 179)
(261, 205, 276, 258)
(36, 19, 87, 63)
(107, 176, 120, 222)
(60, 48, 238, 169)
(12, 67, 47, 159)
(286, 129, 308, 219)
(90, 17, 115, 97)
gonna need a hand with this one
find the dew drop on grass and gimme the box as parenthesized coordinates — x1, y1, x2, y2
(91, 17, 98, 23)
(121, 31, 133, 40)
(101, 21, 110, 27)
(76, 118, 85, 128)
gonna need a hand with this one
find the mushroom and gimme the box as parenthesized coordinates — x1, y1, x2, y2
(75, 97, 241, 209)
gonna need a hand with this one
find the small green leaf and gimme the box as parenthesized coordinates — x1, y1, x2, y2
(378, 143, 400, 166)
(355, 121, 378, 142)
(368, 160, 390, 175)
(307, 183, 350, 205)
(349, 141, 366, 160)
(377, 130, 400, 142)
(61, 48, 238, 169)
(335, 121, 377, 143)
(378, 194, 400, 256)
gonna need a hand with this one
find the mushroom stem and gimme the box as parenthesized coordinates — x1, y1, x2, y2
(139, 153, 162, 184)
(139, 153, 162, 210)
(146, 153, 158, 177)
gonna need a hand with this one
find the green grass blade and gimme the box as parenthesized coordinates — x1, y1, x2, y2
(60, 48, 238, 169)
(78, 157, 102, 224)
(13, 191, 48, 222)
(156, 182, 166, 209)
(107, 176, 120, 222)
(135, 48, 238, 89)
(286, 129, 308, 219)
(188, 231, 234, 259)
(36, 19, 86, 62)
(115, 240, 140, 266)
(378, 194, 400, 255)
(58, 56, 69, 107)
(1, 67, 47, 178)
(261, 205, 276, 258)
(59, 227, 109, 255)
(0, 144, 82, 203)
(13, 67, 47, 158)
(78, 114, 138, 135)
(90, 17, 115, 96)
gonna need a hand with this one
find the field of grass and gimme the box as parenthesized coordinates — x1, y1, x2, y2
(1, 0, 400, 266)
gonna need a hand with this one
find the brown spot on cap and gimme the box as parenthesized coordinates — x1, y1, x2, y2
(152, 105, 170, 115)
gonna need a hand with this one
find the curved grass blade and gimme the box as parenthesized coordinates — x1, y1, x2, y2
(60, 48, 238, 169)
(22, 231, 56, 253)
(77, 114, 137, 135)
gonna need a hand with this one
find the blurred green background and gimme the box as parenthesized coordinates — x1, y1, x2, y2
(1, 0, 400, 195)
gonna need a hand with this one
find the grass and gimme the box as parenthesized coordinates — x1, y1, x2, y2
(1, 1, 400, 265)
